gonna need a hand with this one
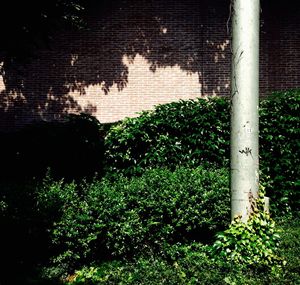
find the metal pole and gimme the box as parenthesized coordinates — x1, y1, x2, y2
(230, 0, 260, 221)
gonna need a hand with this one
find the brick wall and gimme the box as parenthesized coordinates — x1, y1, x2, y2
(0, 0, 299, 130)
(260, 1, 300, 94)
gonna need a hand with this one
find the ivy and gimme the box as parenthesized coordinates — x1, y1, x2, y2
(211, 187, 285, 270)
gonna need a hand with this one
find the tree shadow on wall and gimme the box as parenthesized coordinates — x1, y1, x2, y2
(0, 0, 231, 132)
(1, 0, 299, 131)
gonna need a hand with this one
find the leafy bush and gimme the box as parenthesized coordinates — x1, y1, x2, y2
(104, 90, 300, 215)
(260, 90, 300, 215)
(105, 97, 230, 175)
(65, 242, 290, 285)
(0, 113, 105, 181)
(64, 251, 224, 285)
(66, 218, 300, 285)
(37, 167, 230, 274)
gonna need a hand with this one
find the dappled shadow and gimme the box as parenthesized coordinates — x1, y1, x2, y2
(1, 0, 300, 130)
(0, 0, 232, 131)
(260, 0, 300, 95)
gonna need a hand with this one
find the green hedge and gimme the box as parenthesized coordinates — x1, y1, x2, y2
(105, 97, 230, 175)
(105, 91, 300, 215)
(259, 90, 300, 215)
(37, 166, 229, 275)
(0, 113, 105, 181)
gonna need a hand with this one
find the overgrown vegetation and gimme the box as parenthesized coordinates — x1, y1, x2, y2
(211, 188, 284, 270)
(60, 183, 298, 285)
(105, 90, 300, 215)
(65, 218, 300, 285)
(37, 167, 229, 277)
(0, 90, 299, 284)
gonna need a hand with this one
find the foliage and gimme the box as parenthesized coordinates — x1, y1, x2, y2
(105, 97, 230, 175)
(64, 252, 221, 285)
(0, 113, 105, 181)
(0, 0, 85, 61)
(259, 90, 300, 216)
(37, 166, 230, 275)
(0, 113, 105, 284)
(211, 188, 284, 270)
(1, 89, 299, 283)
(64, 216, 300, 285)
(105, 90, 300, 215)
(65, 237, 297, 285)
(0, 179, 52, 284)
(275, 218, 300, 284)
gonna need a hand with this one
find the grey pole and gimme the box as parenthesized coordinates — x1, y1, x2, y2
(230, 0, 260, 221)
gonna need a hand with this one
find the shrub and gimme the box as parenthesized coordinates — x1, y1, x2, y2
(104, 97, 230, 175)
(65, 217, 300, 285)
(104, 90, 300, 215)
(64, 243, 235, 285)
(37, 167, 230, 275)
(0, 113, 105, 181)
(66, 242, 288, 285)
(64, 253, 222, 285)
(259, 90, 300, 215)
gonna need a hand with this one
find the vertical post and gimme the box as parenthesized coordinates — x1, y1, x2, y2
(230, 0, 260, 221)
